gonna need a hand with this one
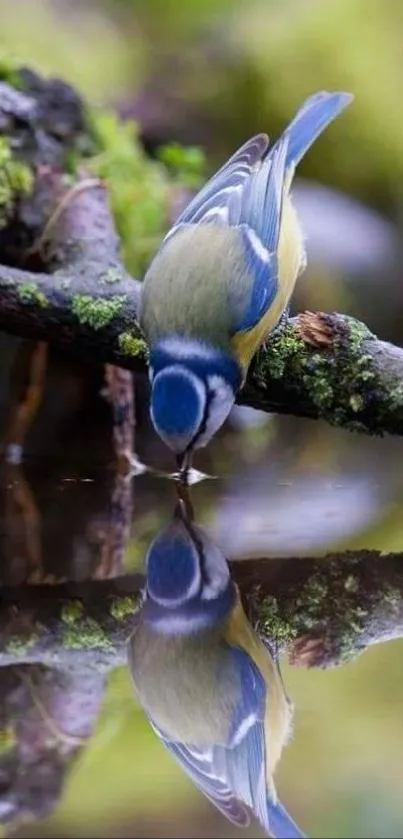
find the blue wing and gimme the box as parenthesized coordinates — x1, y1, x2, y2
(267, 800, 307, 839)
(232, 91, 352, 334)
(271, 90, 353, 176)
(167, 133, 269, 233)
(161, 91, 352, 338)
(235, 135, 289, 332)
(150, 646, 305, 838)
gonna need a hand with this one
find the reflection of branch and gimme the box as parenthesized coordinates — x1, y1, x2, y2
(2, 340, 48, 460)
(236, 549, 403, 667)
(1, 463, 43, 586)
(0, 575, 143, 669)
(0, 664, 106, 825)
(2, 550, 403, 669)
(95, 365, 135, 578)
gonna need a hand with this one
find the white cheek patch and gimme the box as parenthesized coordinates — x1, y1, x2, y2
(197, 375, 235, 448)
(199, 534, 230, 601)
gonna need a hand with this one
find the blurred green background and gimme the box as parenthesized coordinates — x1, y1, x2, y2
(2, 1, 403, 837)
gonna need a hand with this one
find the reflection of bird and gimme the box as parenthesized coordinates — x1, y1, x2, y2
(128, 508, 305, 838)
(140, 91, 353, 474)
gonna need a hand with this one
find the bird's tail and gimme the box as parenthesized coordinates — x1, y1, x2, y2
(266, 798, 306, 839)
(272, 90, 353, 174)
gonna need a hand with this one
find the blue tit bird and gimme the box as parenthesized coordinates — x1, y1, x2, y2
(128, 508, 305, 838)
(140, 91, 353, 472)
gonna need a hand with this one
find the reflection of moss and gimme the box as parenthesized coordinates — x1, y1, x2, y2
(72, 294, 126, 330)
(110, 596, 139, 621)
(253, 590, 298, 645)
(118, 332, 148, 360)
(61, 599, 116, 650)
(6, 633, 38, 656)
(0, 725, 16, 755)
(383, 584, 401, 614)
(344, 574, 359, 593)
(17, 283, 49, 308)
(61, 600, 84, 625)
(63, 616, 113, 651)
(100, 267, 125, 284)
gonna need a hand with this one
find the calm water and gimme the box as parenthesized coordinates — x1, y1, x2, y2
(1, 343, 403, 839)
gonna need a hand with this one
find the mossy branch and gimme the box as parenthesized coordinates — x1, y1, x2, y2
(2, 549, 403, 670)
(241, 312, 403, 436)
(0, 177, 146, 369)
(0, 70, 402, 435)
(2, 250, 403, 434)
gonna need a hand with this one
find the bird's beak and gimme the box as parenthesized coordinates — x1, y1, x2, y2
(176, 451, 192, 483)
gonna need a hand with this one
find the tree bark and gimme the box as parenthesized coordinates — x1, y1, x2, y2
(0, 74, 401, 437)
(2, 549, 403, 671)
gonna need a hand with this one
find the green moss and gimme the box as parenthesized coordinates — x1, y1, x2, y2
(0, 51, 24, 88)
(0, 136, 33, 228)
(110, 596, 139, 621)
(118, 332, 149, 359)
(61, 599, 84, 625)
(6, 633, 38, 656)
(17, 282, 48, 308)
(259, 324, 305, 380)
(0, 725, 16, 755)
(72, 294, 126, 330)
(257, 316, 388, 433)
(63, 617, 113, 651)
(87, 110, 168, 276)
(298, 576, 329, 608)
(303, 365, 334, 410)
(157, 142, 206, 189)
(87, 109, 204, 277)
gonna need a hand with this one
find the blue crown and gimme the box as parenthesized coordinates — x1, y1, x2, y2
(151, 365, 206, 453)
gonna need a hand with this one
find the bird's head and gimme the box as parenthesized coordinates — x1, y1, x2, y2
(149, 337, 242, 466)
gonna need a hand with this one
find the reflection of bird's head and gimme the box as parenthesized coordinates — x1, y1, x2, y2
(143, 505, 236, 634)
